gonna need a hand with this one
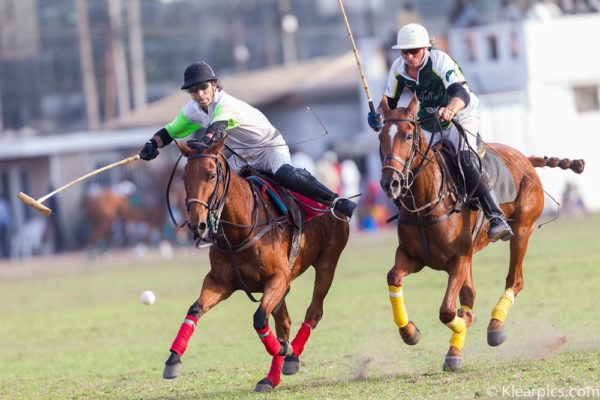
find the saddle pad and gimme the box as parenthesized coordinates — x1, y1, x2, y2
(483, 150, 517, 204)
(246, 176, 327, 222)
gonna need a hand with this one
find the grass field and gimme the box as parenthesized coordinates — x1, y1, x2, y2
(1, 213, 599, 399)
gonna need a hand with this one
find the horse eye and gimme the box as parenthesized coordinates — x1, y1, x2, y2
(209, 173, 217, 181)
(407, 133, 413, 140)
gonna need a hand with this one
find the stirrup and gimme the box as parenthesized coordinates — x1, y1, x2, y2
(488, 217, 513, 242)
(331, 196, 360, 223)
(330, 197, 350, 222)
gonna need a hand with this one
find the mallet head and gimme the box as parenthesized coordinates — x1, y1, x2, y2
(17, 192, 52, 216)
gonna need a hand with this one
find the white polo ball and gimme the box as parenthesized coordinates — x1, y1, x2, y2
(140, 290, 156, 305)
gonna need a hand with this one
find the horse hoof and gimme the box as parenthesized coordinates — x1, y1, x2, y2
(282, 355, 300, 375)
(442, 356, 464, 372)
(254, 378, 274, 392)
(163, 351, 182, 379)
(163, 362, 182, 379)
(400, 323, 421, 346)
(488, 329, 507, 346)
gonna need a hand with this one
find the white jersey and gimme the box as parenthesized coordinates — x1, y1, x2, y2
(165, 90, 290, 172)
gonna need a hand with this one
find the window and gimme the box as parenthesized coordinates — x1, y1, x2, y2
(573, 86, 600, 113)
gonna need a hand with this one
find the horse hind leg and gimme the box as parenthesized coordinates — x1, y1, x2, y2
(487, 224, 530, 346)
(282, 252, 341, 375)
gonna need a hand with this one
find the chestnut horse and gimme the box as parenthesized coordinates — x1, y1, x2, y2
(378, 99, 584, 371)
(162, 133, 349, 392)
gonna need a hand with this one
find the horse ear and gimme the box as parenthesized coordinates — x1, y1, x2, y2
(174, 139, 192, 157)
(407, 93, 417, 116)
(210, 128, 228, 152)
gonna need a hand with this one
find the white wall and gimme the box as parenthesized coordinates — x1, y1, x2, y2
(451, 14, 600, 211)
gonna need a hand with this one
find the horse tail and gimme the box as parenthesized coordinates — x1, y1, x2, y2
(529, 156, 585, 174)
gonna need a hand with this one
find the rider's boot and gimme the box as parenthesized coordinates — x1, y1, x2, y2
(274, 164, 357, 219)
(459, 151, 513, 242)
(479, 189, 514, 242)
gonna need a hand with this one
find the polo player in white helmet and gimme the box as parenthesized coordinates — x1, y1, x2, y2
(368, 23, 513, 242)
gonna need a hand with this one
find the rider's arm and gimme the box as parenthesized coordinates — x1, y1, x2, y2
(150, 128, 173, 148)
(382, 58, 405, 114)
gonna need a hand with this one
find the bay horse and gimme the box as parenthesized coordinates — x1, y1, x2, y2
(162, 132, 350, 392)
(378, 98, 584, 371)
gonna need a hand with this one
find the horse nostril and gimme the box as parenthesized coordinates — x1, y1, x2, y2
(390, 179, 400, 191)
(198, 222, 207, 232)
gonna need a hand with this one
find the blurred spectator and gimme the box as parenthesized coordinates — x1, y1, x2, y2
(358, 180, 391, 231)
(291, 150, 316, 175)
(561, 181, 587, 216)
(315, 151, 341, 195)
(397, 1, 421, 27)
(449, 0, 480, 27)
(0, 196, 11, 258)
(498, 0, 525, 21)
(527, 0, 563, 20)
(339, 158, 361, 228)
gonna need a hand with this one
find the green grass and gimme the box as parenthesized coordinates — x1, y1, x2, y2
(1, 214, 599, 399)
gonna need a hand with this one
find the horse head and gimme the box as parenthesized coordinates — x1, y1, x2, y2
(378, 96, 422, 200)
(177, 130, 228, 241)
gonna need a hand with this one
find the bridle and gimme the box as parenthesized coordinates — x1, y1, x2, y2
(186, 152, 230, 238)
(382, 114, 457, 216)
(381, 116, 427, 194)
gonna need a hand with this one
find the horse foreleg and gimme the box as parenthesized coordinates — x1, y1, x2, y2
(253, 272, 291, 392)
(441, 256, 470, 372)
(387, 247, 422, 345)
(458, 265, 477, 327)
(255, 300, 291, 393)
(487, 224, 531, 346)
(163, 272, 233, 380)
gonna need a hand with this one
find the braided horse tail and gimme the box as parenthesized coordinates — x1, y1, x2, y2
(529, 156, 585, 174)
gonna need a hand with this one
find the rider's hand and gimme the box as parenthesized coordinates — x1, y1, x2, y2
(139, 139, 159, 161)
(367, 111, 383, 132)
(437, 107, 456, 122)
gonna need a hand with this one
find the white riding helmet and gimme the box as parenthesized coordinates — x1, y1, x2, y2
(391, 23, 431, 50)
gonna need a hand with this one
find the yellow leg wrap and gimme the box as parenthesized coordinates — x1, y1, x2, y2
(491, 289, 515, 323)
(389, 285, 409, 328)
(459, 305, 472, 312)
(446, 316, 467, 350)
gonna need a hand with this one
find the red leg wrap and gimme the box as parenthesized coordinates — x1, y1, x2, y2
(266, 355, 284, 388)
(256, 325, 281, 356)
(291, 320, 314, 356)
(170, 315, 198, 356)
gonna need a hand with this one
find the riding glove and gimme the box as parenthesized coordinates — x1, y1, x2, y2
(367, 111, 383, 132)
(140, 139, 159, 161)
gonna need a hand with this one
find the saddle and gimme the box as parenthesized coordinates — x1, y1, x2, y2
(437, 145, 517, 205)
(240, 168, 327, 267)
(436, 143, 517, 243)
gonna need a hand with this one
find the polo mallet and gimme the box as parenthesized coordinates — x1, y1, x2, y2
(338, 0, 376, 114)
(18, 154, 141, 216)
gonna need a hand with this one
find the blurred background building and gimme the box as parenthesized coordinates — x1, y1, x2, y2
(0, 0, 598, 258)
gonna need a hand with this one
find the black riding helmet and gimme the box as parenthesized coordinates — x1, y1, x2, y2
(181, 61, 218, 90)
